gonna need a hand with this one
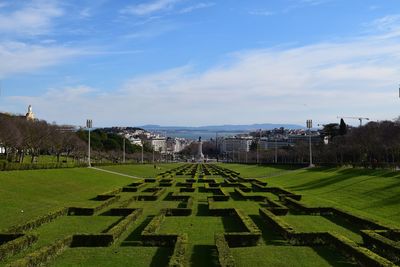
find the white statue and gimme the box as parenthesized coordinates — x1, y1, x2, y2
(26, 105, 35, 120)
(197, 136, 204, 161)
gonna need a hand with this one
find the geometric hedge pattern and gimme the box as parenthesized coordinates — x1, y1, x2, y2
(0, 164, 399, 266)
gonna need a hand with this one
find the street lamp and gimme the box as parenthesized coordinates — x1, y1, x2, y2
(306, 119, 314, 167)
(141, 140, 144, 164)
(86, 119, 92, 167)
(256, 129, 261, 164)
(123, 137, 126, 163)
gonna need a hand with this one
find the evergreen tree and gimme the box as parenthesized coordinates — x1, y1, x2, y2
(339, 118, 347, 135)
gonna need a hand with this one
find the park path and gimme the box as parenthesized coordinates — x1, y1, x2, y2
(89, 166, 143, 180)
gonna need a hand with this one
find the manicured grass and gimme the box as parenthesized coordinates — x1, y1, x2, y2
(252, 166, 400, 227)
(0, 168, 134, 230)
(281, 215, 362, 243)
(2, 163, 399, 266)
(99, 163, 184, 178)
(4, 216, 121, 264)
(231, 246, 356, 267)
(158, 216, 243, 266)
(50, 247, 172, 267)
(216, 163, 301, 178)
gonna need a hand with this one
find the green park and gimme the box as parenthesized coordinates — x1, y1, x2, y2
(0, 162, 399, 266)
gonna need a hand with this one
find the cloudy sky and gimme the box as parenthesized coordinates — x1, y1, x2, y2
(1, 0, 400, 127)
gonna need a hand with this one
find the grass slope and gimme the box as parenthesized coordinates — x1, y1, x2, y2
(0, 168, 133, 230)
(227, 164, 400, 227)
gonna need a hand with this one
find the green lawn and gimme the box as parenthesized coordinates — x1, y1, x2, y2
(99, 163, 184, 178)
(2, 163, 399, 266)
(50, 247, 172, 267)
(216, 163, 301, 178)
(231, 246, 356, 267)
(281, 215, 362, 243)
(0, 168, 133, 231)
(249, 166, 400, 227)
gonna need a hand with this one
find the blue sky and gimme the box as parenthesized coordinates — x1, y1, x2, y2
(1, 0, 400, 127)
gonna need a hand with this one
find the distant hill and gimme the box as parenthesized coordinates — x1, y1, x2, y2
(140, 123, 304, 132)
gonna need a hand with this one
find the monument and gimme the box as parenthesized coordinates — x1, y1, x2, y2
(25, 105, 35, 121)
(197, 136, 204, 161)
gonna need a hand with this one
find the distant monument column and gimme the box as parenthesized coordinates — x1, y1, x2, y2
(197, 136, 204, 161)
(25, 105, 35, 121)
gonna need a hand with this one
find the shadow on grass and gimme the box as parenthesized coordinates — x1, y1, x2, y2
(150, 247, 173, 267)
(289, 169, 380, 192)
(196, 203, 209, 216)
(313, 247, 357, 267)
(190, 245, 219, 267)
(324, 215, 362, 241)
(121, 216, 153, 245)
(248, 215, 287, 245)
(222, 216, 246, 232)
(229, 191, 243, 201)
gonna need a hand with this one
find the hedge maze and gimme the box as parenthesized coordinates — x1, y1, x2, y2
(1, 163, 399, 266)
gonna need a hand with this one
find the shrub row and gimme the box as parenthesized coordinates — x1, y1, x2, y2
(260, 199, 289, 216)
(70, 208, 143, 247)
(168, 234, 188, 267)
(361, 230, 400, 264)
(70, 234, 113, 247)
(107, 209, 143, 240)
(281, 197, 391, 230)
(266, 187, 302, 200)
(137, 188, 166, 201)
(208, 207, 261, 247)
(251, 183, 270, 192)
(8, 236, 73, 267)
(234, 188, 267, 202)
(0, 162, 86, 171)
(163, 197, 194, 216)
(164, 192, 191, 202)
(208, 198, 235, 216)
(0, 234, 37, 262)
(68, 195, 120, 216)
(180, 188, 195, 193)
(7, 207, 68, 233)
(215, 234, 235, 267)
(259, 208, 395, 267)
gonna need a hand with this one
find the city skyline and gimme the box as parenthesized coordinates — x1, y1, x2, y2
(1, 0, 400, 127)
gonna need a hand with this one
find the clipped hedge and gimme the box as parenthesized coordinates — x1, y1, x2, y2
(107, 209, 143, 240)
(361, 230, 400, 264)
(259, 208, 396, 266)
(0, 162, 86, 171)
(7, 207, 68, 233)
(168, 234, 188, 267)
(0, 234, 37, 262)
(8, 236, 73, 267)
(180, 188, 195, 193)
(215, 234, 235, 267)
(234, 188, 267, 202)
(70, 234, 113, 247)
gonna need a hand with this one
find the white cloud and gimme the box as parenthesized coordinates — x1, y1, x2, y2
(121, 0, 181, 16)
(248, 10, 274, 16)
(178, 2, 215, 14)
(6, 15, 400, 126)
(298, 0, 331, 6)
(0, 41, 81, 78)
(0, 0, 63, 35)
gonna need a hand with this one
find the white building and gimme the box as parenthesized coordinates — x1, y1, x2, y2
(166, 137, 190, 153)
(146, 138, 167, 154)
(220, 137, 253, 153)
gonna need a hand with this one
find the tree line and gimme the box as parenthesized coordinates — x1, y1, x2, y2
(0, 113, 156, 164)
(213, 119, 400, 168)
(0, 113, 86, 163)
